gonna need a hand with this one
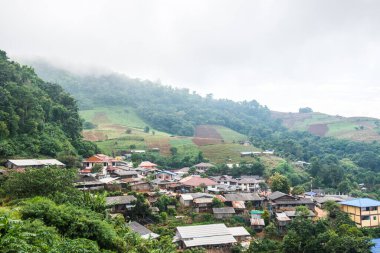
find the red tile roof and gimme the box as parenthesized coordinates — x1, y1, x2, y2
(139, 161, 158, 168)
(84, 154, 117, 163)
(180, 176, 217, 187)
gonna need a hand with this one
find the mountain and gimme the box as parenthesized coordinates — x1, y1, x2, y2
(272, 111, 380, 142)
(0, 51, 98, 160)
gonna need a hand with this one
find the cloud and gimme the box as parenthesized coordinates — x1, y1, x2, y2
(1, 0, 379, 117)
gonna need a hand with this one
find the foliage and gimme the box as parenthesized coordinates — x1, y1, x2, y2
(299, 107, 313, 113)
(212, 197, 224, 208)
(3, 167, 77, 199)
(0, 50, 98, 158)
(291, 185, 305, 195)
(269, 173, 290, 193)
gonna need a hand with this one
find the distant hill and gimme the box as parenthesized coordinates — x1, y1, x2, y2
(272, 111, 380, 142)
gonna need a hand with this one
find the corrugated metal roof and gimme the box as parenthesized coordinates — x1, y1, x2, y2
(340, 198, 380, 208)
(193, 198, 213, 204)
(213, 207, 236, 214)
(183, 235, 236, 247)
(276, 212, 291, 221)
(177, 224, 230, 239)
(224, 193, 262, 202)
(8, 159, 65, 167)
(106, 195, 137, 205)
(180, 194, 193, 201)
(284, 210, 315, 217)
(227, 227, 250, 237)
(268, 191, 288, 200)
(371, 238, 380, 253)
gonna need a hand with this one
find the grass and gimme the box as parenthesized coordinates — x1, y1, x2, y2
(199, 143, 261, 164)
(80, 106, 169, 141)
(326, 121, 359, 136)
(169, 138, 200, 158)
(212, 125, 247, 143)
(80, 106, 148, 129)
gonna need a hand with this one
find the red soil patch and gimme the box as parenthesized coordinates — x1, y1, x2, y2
(193, 125, 222, 146)
(192, 137, 221, 146)
(83, 131, 106, 141)
(194, 125, 222, 139)
(308, 124, 328, 136)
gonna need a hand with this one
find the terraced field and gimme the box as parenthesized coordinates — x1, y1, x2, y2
(80, 107, 283, 164)
(272, 111, 380, 142)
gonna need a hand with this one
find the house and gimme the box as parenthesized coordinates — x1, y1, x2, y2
(236, 176, 265, 192)
(340, 198, 380, 227)
(179, 175, 217, 191)
(272, 198, 315, 212)
(127, 221, 159, 239)
(155, 170, 177, 181)
(174, 224, 237, 249)
(275, 212, 291, 230)
(139, 161, 158, 170)
(106, 195, 137, 213)
(208, 184, 238, 194)
(284, 210, 315, 220)
(313, 195, 353, 208)
(130, 181, 152, 192)
(179, 193, 215, 212)
(82, 154, 117, 175)
(111, 169, 138, 179)
(250, 210, 265, 231)
(211, 175, 238, 186)
(224, 193, 263, 208)
(5, 159, 65, 169)
(151, 179, 180, 190)
(213, 207, 236, 219)
(174, 167, 190, 178)
(194, 162, 215, 171)
(74, 174, 105, 191)
(227, 226, 251, 242)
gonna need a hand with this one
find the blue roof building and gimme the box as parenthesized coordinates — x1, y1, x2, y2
(340, 198, 380, 227)
(371, 238, 380, 253)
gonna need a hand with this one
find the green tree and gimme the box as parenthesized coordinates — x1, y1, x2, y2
(269, 173, 290, 193)
(291, 185, 305, 195)
(3, 167, 77, 199)
(212, 197, 224, 208)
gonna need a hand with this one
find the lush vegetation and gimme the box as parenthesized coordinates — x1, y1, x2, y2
(0, 167, 178, 252)
(0, 51, 98, 160)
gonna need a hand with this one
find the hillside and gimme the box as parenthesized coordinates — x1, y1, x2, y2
(272, 111, 380, 142)
(21, 59, 380, 198)
(0, 51, 97, 160)
(78, 105, 276, 164)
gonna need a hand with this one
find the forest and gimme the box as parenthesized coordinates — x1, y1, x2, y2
(0, 51, 99, 160)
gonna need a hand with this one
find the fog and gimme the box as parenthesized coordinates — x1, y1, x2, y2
(1, 0, 380, 117)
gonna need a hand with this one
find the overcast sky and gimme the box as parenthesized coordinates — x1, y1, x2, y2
(1, 0, 380, 118)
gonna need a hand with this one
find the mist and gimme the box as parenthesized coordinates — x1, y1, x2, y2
(1, 0, 380, 117)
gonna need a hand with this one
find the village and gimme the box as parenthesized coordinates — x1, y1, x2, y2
(4, 154, 380, 252)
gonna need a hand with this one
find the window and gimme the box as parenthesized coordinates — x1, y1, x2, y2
(361, 216, 370, 221)
(371, 207, 378, 211)
(374, 216, 377, 220)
